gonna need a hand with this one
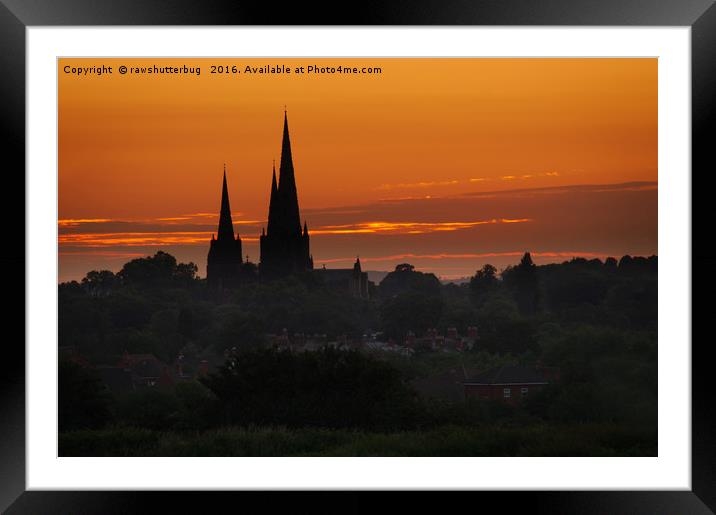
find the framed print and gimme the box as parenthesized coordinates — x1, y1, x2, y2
(2, 0, 714, 513)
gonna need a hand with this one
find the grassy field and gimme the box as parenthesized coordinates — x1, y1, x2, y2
(59, 423, 656, 457)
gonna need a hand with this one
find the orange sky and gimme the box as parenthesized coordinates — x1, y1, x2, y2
(58, 58, 657, 282)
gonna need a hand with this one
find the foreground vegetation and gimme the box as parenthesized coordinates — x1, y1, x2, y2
(59, 423, 656, 457)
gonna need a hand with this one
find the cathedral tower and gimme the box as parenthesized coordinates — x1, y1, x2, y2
(259, 111, 313, 277)
(207, 167, 243, 288)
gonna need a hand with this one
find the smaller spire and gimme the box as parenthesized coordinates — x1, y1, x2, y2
(217, 168, 234, 241)
(303, 220, 308, 235)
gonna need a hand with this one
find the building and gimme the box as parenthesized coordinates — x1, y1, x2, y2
(259, 111, 313, 277)
(206, 167, 244, 289)
(205, 110, 371, 299)
(58, 345, 92, 368)
(315, 257, 370, 299)
(117, 352, 175, 389)
(463, 365, 550, 404)
(403, 326, 477, 351)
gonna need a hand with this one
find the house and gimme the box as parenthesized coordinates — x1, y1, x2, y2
(117, 352, 174, 389)
(58, 345, 91, 368)
(403, 326, 478, 352)
(463, 365, 550, 404)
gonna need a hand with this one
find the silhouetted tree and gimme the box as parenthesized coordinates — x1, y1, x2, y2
(201, 347, 420, 430)
(82, 270, 117, 297)
(503, 252, 540, 315)
(542, 260, 608, 311)
(207, 304, 267, 352)
(178, 306, 194, 338)
(475, 296, 537, 354)
(117, 251, 198, 289)
(618, 255, 633, 270)
(378, 263, 441, 298)
(380, 292, 444, 340)
(175, 262, 199, 284)
(469, 264, 498, 306)
(107, 292, 153, 329)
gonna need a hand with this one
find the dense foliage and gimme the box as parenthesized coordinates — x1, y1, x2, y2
(201, 347, 421, 430)
(59, 361, 112, 432)
(58, 251, 658, 455)
(60, 423, 656, 457)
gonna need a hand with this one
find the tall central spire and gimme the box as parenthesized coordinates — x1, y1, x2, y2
(277, 111, 302, 235)
(217, 166, 235, 241)
(260, 110, 312, 277)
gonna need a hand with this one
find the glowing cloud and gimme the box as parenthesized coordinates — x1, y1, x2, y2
(376, 180, 461, 191)
(59, 232, 260, 247)
(58, 218, 114, 227)
(310, 218, 531, 236)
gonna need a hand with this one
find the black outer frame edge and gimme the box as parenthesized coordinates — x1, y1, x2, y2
(2, 0, 714, 513)
(0, 1, 26, 514)
(692, 1, 716, 513)
(2, 491, 716, 515)
(0, 0, 713, 26)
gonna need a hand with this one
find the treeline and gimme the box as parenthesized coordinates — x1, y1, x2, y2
(59, 251, 656, 363)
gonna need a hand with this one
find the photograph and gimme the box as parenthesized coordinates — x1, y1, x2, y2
(57, 57, 658, 457)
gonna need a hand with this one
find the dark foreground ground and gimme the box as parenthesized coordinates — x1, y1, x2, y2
(59, 423, 656, 457)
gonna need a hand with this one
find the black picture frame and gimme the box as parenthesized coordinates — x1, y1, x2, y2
(2, 1, 713, 513)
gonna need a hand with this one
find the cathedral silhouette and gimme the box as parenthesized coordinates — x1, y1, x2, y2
(259, 111, 313, 277)
(206, 111, 369, 298)
(206, 166, 244, 289)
